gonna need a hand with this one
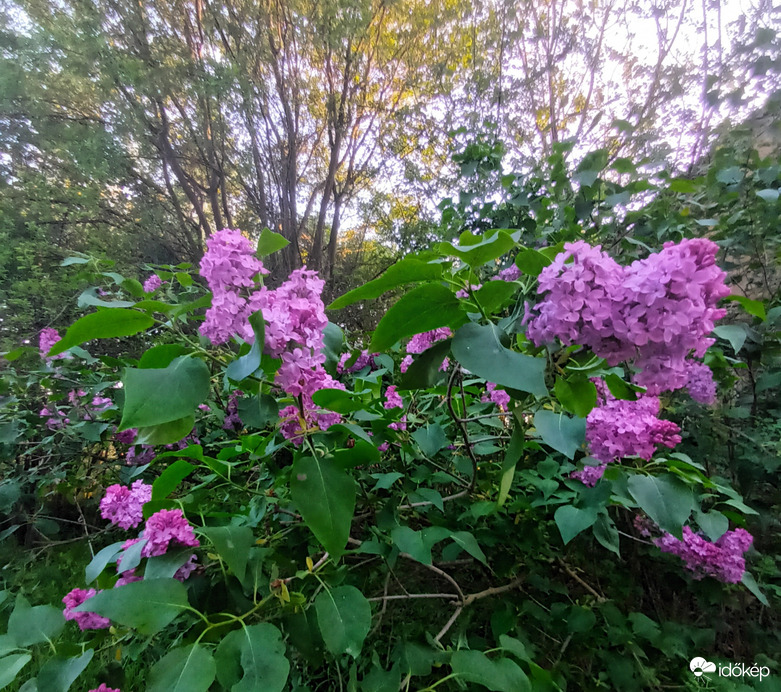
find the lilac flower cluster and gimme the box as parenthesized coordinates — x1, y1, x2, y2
(62, 588, 110, 630)
(400, 328, 452, 373)
(456, 284, 482, 299)
(99, 480, 152, 530)
(114, 427, 137, 445)
(89, 685, 122, 692)
(482, 382, 510, 410)
(39, 327, 65, 361)
(143, 274, 163, 293)
(140, 508, 200, 557)
(525, 239, 729, 394)
(125, 444, 155, 466)
(654, 526, 753, 583)
(40, 405, 69, 430)
(384, 385, 403, 410)
(570, 463, 608, 487)
(337, 350, 379, 374)
(685, 361, 717, 405)
(199, 229, 268, 345)
(492, 264, 522, 282)
(223, 390, 243, 430)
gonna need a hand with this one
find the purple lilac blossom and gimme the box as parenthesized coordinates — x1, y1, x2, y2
(174, 554, 199, 581)
(39, 328, 64, 361)
(115, 569, 142, 588)
(456, 284, 482, 299)
(114, 427, 137, 445)
(482, 382, 510, 409)
(99, 480, 153, 530)
(89, 685, 122, 692)
(384, 385, 403, 410)
(586, 394, 681, 464)
(337, 350, 378, 374)
(143, 274, 162, 293)
(62, 588, 110, 630)
(200, 228, 267, 291)
(223, 390, 244, 430)
(400, 355, 414, 373)
(40, 405, 69, 430)
(654, 526, 752, 583)
(492, 264, 521, 282)
(685, 361, 717, 405)
(389, 414, 407, 432)
(141, 509, 200, 558)
(126, 444, 155, 466)
(378, 442, 390, 452)
(570, 463, 607, 487)
(525, 239, 729, 395)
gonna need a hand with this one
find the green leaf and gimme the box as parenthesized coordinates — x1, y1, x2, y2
(472, 281, 516, 313)
(329, 257, 443, 310)
(144, 549, 194, 580)
(49, 309, 154, 356)
(554, 505, 598, 545)
(437, 229, 518, 267)
(175, 272, 193, 288)
(604, 373, 641, 400)
(73, 578, 188, 635)
(321, 321, 344, 368)
(147, 645, 216, 692)
(237, 393, 278, 429)
(452, 323, 546, 397)
(61, 256, 90, 266)
(311, 389, 364, 414)
(756, 188, 779, 203)
(716, 166, 742, 185)
(669, 178, 697, 193)
(741, 571, 769, 606)
(36, 651, 93, 692)
(514, 248, 552, 277)
(498, 425, 523, 506)
(724, 295, 766, 321)
(120, 356, 210, 429)
(85, 541, 124, 584)
(568, 606, 596, 633)
(593, 513, 620, 556)
(412, 423, 448, 457)
(201, 526, 254, 584)
(138, 344, 188, 369)
(135, 416, 195, 446)
(370, 284, 463, 351)
(226, 311, 265, 381)
(361, 663, 401, 692)
(713, 324, 748, 353)
(256, 228, 290, 256)
(152, 460, 194, 500)
(694, 508, 728, 542)
(398, 338, 451, 390)
(291, 456, 356, 559)
(554, 376, 597, 417)
(371, 472, 404, 491)
(533, 410, 586, 459)
(8, 594, 65, 647)
(450, 531, 487, 564)
(0, 654, 32, 689)
(315, 585, 371, 658)
(215, 623, 289, 692)
(626, 474, 695, 539)
(450, 650, 531, 692)
(77, 287, 135, 309)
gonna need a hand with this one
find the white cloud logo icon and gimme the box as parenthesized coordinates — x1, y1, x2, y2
(690, 657, 717, 676)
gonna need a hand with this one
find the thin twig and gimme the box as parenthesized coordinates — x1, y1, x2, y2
(446, 367, 479, 491)
(557, 559, 606, 602)
(434, 605, 463, 643)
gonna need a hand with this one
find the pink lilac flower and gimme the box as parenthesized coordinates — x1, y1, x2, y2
(143, 274, 162, 293)
(141, 509, 200, 557)
(200, 228, 267, 292)
(279, 389, 345, 445)
(384, 385, 403, 410)
(115, 569, 142, 588)
(99, 480, 153, 530)
(200, 290, 251, 346)
(114, 427, 137, 445)
(492, 264, 521, 282)
(482, 382, 510, 409)
(456, 284, 482, 299)
(406, 328, 452, 355)
(89, 685, 122, 692)
(570, 463, 607, 487)
(337, 350, 379, 374)
(223, 390, 244, 430)
(378, 442, 390, 452)
(586, 394, 681, 464)
(40, 405, 69, 430)
(400, 355, 414, 374)
(654, 526, 753, 583)
(62, 588, 110, 630)
(39, 328, 64, 361)
(525, 239, 729, 395)
(685, 361, 717, 405)
(389, 414, 407, 432)
(126, 445, 155, 466)
(174, 554, 199, 581)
